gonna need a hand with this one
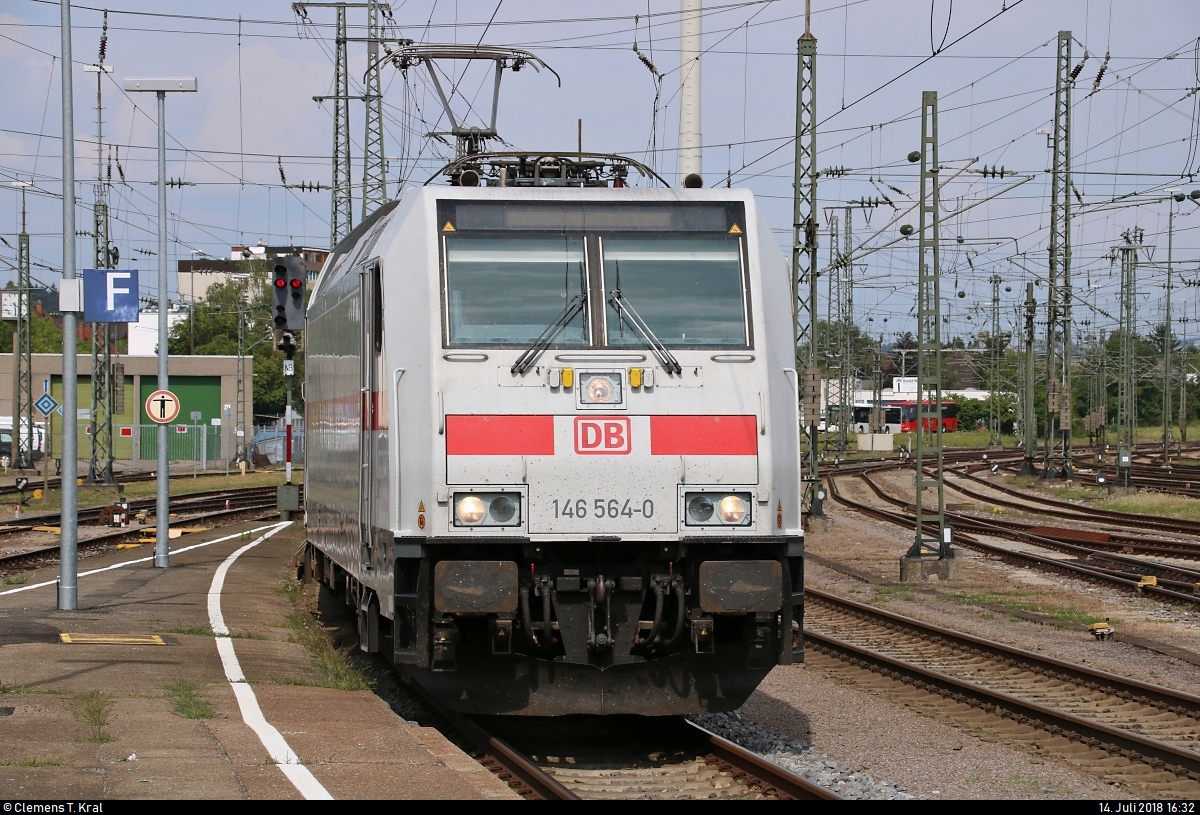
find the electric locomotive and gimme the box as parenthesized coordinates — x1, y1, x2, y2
(303, 153, 804, 716)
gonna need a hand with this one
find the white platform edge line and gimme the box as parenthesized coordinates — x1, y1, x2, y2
(207, 521, 333, 800)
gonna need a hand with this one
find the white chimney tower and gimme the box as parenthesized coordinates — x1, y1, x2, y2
(678, 0, 703, 187)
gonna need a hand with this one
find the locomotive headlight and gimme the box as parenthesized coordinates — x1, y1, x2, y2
(579, 372, 623, 405)
(718, 495, 748, 524)
(489, 495, 517, 523)
(452, 491, 522, 527)
(683, 491, 752, 527)
(687, 495, 715, 523)
(456, 495, 486, 525)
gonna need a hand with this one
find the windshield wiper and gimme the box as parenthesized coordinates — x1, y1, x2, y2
(607, 287, 683, 375)
(511, 261, 588, 375)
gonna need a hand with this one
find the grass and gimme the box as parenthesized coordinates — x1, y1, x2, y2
(72, 690, 116, 743)
(283, 612, 371, 692)
(943, 590, 1110, 626)
(1, 574, 27, 585)
(164, 681, 216, 720)
(872, 585, 917, 603)
(0, 683, 40, 694)
(1100, 492, 1200, 521)
(275, 573, 301, 603)
(158, 625, 214, 637)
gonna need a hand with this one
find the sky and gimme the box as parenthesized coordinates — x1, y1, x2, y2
(1, 0, 1198, 346)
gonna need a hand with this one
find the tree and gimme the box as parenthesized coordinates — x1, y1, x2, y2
(0, 312, 90, 354)
(1147, 322, 1181, 356)
(166, 266, 304, 419)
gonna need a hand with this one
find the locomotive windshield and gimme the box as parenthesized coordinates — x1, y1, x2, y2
(445, 235, 588, 346)
(439, 200, 751, 350)
(602, 236, 747, 347)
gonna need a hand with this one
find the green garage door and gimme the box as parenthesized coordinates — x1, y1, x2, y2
(139, 376, 222, 460)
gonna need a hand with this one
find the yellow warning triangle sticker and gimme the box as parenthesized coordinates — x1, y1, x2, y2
(418, 501, 426, 512)
(776, 500, 782, 512)
(441, 221, 456, 232)
(728, 224, 743, 235)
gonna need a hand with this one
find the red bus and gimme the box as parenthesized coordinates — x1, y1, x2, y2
(895, 400, 958, 433)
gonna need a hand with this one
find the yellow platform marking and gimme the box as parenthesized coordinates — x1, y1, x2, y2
(59, 633, 167, 646)
(140, 528, 185, 538)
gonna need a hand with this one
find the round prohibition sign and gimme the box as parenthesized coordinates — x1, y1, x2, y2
(145, 389, 181, 424)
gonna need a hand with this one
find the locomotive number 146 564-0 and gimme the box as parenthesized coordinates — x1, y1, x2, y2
(552, 498, 655, 519)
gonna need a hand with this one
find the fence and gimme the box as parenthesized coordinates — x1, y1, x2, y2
(60, 418, 304, 470)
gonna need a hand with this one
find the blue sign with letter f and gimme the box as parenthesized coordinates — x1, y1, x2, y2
(83, 269, 140, 323)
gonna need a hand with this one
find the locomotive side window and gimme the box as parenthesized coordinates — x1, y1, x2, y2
(601, 236, 748, 347)
(444, 235, 589, 346)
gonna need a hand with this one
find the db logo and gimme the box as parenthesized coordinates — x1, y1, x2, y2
(574, 417, 631, 455)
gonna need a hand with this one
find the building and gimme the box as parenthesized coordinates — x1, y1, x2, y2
(0, 353, 252, 465)
(127, 309, 188, 357)
(176, 244, 328, 301)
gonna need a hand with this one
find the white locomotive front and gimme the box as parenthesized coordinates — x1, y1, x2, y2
(305, 172, 804, 715)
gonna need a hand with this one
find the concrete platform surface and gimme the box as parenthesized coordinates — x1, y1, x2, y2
(0, 519, 518, 800)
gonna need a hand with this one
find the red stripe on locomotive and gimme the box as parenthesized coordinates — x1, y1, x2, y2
(446, 415, 556, 455)
(649, 415, 758, 455)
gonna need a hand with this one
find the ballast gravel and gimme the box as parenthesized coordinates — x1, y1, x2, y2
(690, 710, 917, 800)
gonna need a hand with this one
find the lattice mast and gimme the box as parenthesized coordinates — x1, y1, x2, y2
(87, 15, 116, 485)
(362, 0, 388, 219)
(791, 2, 823, 516)
(295, 3, 357, 249)
(831, 199, 879, 448)
(988, 273, 1003, 446)
(825, 214, 840, 448)
(14, 185, 33, 469)
(1044, 30, 1075, 480)
(906, 91, 948, 558)
(836, 207, 853, 452)
(1115, 229, 1142, 487)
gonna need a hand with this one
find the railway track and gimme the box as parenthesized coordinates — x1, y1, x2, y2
(443, 707, 841, 800)
(942, 466, 1200, 539)
(0, 485, 290, 533)
(0, 466, 254, 498)
(0, 485, 294, 571)
(825, 469, 1200, 604)
(805, 588, 1200, 797)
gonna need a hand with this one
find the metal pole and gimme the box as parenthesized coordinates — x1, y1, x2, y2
(59, 0, 80, 611)
(155, 90, 170, 568)
(285, 375, 294, 484)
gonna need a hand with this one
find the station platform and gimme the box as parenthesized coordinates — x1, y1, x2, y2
(0, 519, 519, 800)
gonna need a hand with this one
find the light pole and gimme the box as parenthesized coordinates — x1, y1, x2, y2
(59, 0, 80, 610)
(123, 77, 197, 568)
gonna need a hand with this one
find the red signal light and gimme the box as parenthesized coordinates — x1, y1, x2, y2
(274, 277, 287, 288)
(290, 278, 303, 288)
